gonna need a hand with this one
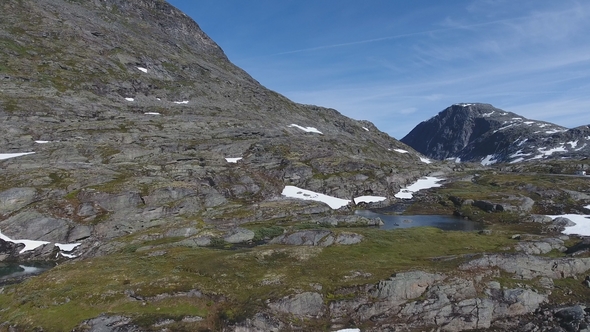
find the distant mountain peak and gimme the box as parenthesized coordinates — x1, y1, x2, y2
(401, 104, 590, 165)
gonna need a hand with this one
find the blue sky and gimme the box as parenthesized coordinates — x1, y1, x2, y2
(167, 0, 590, 139)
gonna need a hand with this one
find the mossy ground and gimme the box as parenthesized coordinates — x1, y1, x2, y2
(0, 226, 516, 331)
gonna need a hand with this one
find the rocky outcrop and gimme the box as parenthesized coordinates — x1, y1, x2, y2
(269, 292, 325, 317)
(269, 230, 363, 246)
(0, 188, 37, 215)
(460, 254, 590, 279)
(401, 103, 590, 164)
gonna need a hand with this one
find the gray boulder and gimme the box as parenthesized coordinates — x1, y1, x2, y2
(73, 314, 140, 332)
(0, 211, 71, 243)
(0, 187, 37, 215)
(269, 292, 324, 317)
(515, 238, 567, 255)
(369, 271, 446, 301)
(224, 228, 255, 244)
(270, 230, 331, 246)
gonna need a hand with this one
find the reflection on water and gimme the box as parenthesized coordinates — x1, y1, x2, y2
(355, 210, 484, 231)
(0, 262, 53, 280)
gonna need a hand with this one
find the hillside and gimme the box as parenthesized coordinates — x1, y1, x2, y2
(401, 103, 590, 165)
(0, 0, 434, 247)
(2, 1, 590, 331)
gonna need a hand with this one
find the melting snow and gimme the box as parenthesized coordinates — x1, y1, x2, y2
(55, 243, 81, 252)
(137, 67, 148, 73)
(547, 214, 590, 236)
(0, 152, 35, 160)
(225, 157, 242, 163)
(394, 149, 409, 154)
(173, 100, 189, 104)
(568, 141, 578, 149)
(144, 112, 161, 115)
(545, 129, 565, 134)
(510, 150, 531, 158)
(282, 186, 349, 209)
(419, 157, 432, 164)
(60, 252, 77, 258)
(125, 97, 134, 102)
(538, 145, 567, 156)
(362, 127, 369, 131)
(0, 231, 49, 253)
(288, 124, 323, 134)
(395, 177, 444, 199)
(481, 155, 498, 166)
(0, 231, 82, 255)
(354, 196, 386, 204)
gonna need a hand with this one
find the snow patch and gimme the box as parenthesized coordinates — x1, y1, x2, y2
(523, 121, 535, 125)
(0, 231, 49, 253)
(576, 143, 587, 151)
(362, 127, 369, 131)
(393, 149, 409, 154)
(510, 150, 531, 158)
(0, 152, 35, 160)
(354, 196, 386, 204)
(545, 129, 566, 134)
(538, 145, 567, 156)
(59, 252, 77, 258)
(55, 243, 81, 252)
(125, 97, 134, 101)
(144, 112, 160, 115)
(288, 124, 323, 134)
(482, 111, 495, 117)
(517, 138, 528, 146)
(455, 157, 461, 163)
(419, 157, 432, 164)
(547, 214, 590, 236)
(336, 329, 361, 332)
(137, 67, 148, 73)
(173, 100, 189, 104)
(394, 177, 444, 199)
(282, 186, 349, 209)
(481, 155, 497, 166)
(225, 157, 242, 163)
(568, 141, 578, 149)
(585, 205, 590, 209)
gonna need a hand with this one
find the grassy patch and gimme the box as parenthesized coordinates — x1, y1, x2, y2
(0, 227, 514, 330)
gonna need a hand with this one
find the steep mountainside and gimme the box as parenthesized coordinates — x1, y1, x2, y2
(401, 103, 590, 165)
(0, 0, 434, 247)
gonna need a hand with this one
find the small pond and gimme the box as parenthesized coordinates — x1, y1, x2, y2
(0, 262, 54, 283)
(355, 210, 484, 231)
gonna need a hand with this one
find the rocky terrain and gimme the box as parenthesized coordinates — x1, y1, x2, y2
(1, 1, 590, 331)
(401, 103, 590, 165)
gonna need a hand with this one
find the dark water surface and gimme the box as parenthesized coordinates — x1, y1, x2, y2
(0, 262, 54, 281)
(355, 210, 484, 231)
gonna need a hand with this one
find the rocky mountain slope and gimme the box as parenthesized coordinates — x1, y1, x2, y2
(401, 103, 590, 165)
(0, 0, 432, 250)
(2, 1, 590, 331)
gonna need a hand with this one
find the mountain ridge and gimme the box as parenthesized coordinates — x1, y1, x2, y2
(401, 103, 590, 165)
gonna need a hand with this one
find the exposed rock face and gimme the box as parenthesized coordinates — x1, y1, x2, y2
(401, 103, 590, 164)
(269, 292, 325, 317)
